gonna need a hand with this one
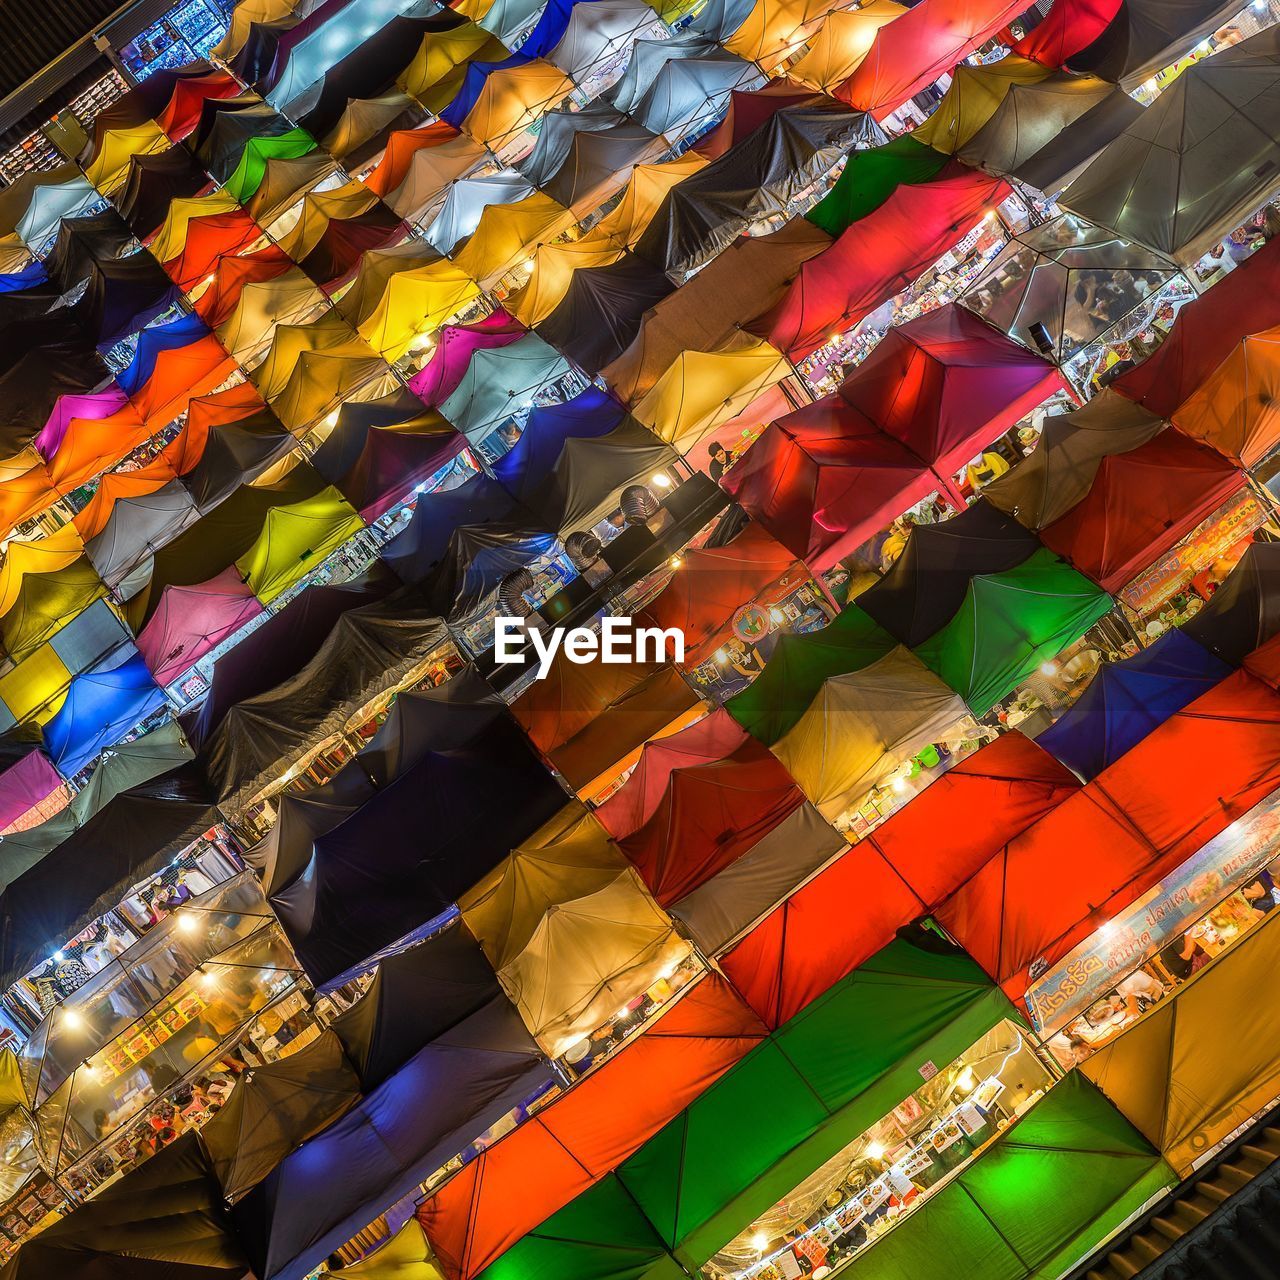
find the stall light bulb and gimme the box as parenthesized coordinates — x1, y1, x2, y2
(714, 647, 729, 665)
(176, 912, 199, 934)
(62, 1009, 83, 1031)
(891, 776, 908, 794)
(651, 472, 672, 489)
(81, 1059, 95, 1077)
(768, 607, 785, 626)
(751, 1233, 770, 1254)
(1039, 661, 1059, 677)
(324, 410, 339, 428)
(957, 1066, 977, 1094)
(866, 1140, 886, 1160)
(669, 556, 683, 569)
(52, 951, 65, 964)
(200, 968, 218, 989)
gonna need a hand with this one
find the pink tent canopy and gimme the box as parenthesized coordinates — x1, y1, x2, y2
(757, 166, 1010, 360)
(408, 310, 526, 407)
(836, 0, 1028, 117)
(35, 386, 133, 461)
(135, 566, 265, 687)
(0, 750, 65, 833)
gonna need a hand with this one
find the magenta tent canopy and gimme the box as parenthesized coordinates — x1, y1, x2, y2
(407, 310, 527, 408)
(134, 566, 266, 687)
(34, 386, 133, 460)
(0, 750, 64, 832)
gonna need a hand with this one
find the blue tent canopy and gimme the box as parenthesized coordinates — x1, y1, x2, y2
(43, 649, 167, 779)
(0, 259, 48, 293)
(116, 310, 210, 398)
(1036, 628, 1231, 781)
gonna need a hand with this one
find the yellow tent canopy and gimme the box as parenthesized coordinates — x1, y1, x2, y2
(149, 189, 246, 267)
(275, 349, 398, 436)
(85, 120, 168, 195)
(0, 524, 86, 619)
(460, 60, 575, 152)
(275, 180, 380, 264)
(0, 232, 30, 274)
(399, 22, 504, 101)
(460, 803, 629, 969)
(912, 54, 1053, 155)
(236, 485, 365, 605)
(509, 229, 624, 327)
(214, 0, 298, 58)
(357, 260, 483, 361)
(771, 646, 970, 824)
(1082, 905, 1280, 1177)
(384, 133, 494, 222)
(789, 0, 906, 93)
(215, 269, 328, 366)
(323, 91, 420, 161)
(252, 313, 368, 404)
(337, 241, 445, 328)
(451, 189, 575, 288)
(0, 642, 72, 726)
(633, 333, 792, 452)
(595, 151, 710, 250)
(725, 0, 858, 73)
(341, 1220, 445, 1279)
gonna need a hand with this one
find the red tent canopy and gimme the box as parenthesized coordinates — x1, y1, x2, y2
(594, 708, 752, 840)
(722, 732, 1078, 1025)
(365, 121, 462, 197)
(722, 400, 936, 570)
(695, 79, 823, 160)
(418, 974, 767, 1280)
(618, 735, 806, 905)
(157, 70, 241, 140)
(129, 331, 239, 429)
(194, 244, 296, 328)
(837, 304, 1065, 481)
(1040, 430, 1245, 592)
(936, 667, 1280, 997)
(512, 658, 700, 790)
(1014, 0, 1121, 66)
(758, 166, 1011, 360)
(1115, 235, 1280, 418)
(156, 208, 264, 292)
(836, 0, 1028, 116)
(640, 523, 805, 663)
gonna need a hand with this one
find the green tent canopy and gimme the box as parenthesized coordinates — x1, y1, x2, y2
(727, 605, 897, 746)
(223, 129, 318, 203)
(836, 1072, 1173, 1280)
(806, 137, 950, 238)
(615, 938, 1015, 1270)
(913, 547, 1112, 716)
(235, 484, 366, 606)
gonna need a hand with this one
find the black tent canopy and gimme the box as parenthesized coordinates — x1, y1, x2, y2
(1184, 539, 1280, 665)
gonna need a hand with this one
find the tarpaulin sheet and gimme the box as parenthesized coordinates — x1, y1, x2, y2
(618, 733, 805, 906)
(511, 657, 699, 790)
(641, 523, 803, 662)
(231, 998, 551, 1280)
(723, 0, 857, 73)
(420, 975, 765, 1280)
(366, 121, 463, 198)
(383, 473, 521, 582)
(790, 1, 907, 94)
(762, 163, 1010, 359)
(338, 242, 444, 331)
(194, 98, 296, 183)
(1039, 429, 1244, 592)
(421, 521, 557, 622)
(914, 546, 1113, 715)
(400, 25, 508, 113)
(548, 0, 662, 80)
(1036, 627, 1231, 780)
(629, 48, 762, 138)
(1184, 539, 1280, 665)
(835, 0, 1027, 117)
(457, 59, 575, 150)
(540, 119, 668, 215)
(773, 645, 968, 823)
(1082, 903, 1280, 1175)
(634, 102, 882, 274)
(1062, 28, 1280, 265)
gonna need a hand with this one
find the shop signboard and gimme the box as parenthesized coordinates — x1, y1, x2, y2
(1025, 783, 1280, 1032)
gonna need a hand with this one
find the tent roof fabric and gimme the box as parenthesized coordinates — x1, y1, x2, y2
(1184, 539, 1280, 665)
(1039, 429, 1244, 593)
(1061, 27, 1280, 265)
(914, 546, 1113, 715)
(982, 390, 1165, 531)
(1036, 627, 1231, 780)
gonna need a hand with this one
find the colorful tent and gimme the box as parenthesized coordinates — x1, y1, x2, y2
(439, 334, 572, 443)
(914, 547, 1112, 715)
(790, 1, 906, 93)
(1039, 430, 1245, 592)
(1036, 628, 1232, 780)
(408, 310, 526, 407)
(911, 54, 1052, 155)
(1068, 0, 1241, 87)
(772, 646, 969, 823)
(1184, 539, 1280, 665)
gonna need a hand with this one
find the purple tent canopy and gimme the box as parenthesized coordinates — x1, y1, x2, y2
(134, 567, 266, 688)
(407, 311, 526, 408)
(0, 750, 63, 831)
(34, 386, 132, 461)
